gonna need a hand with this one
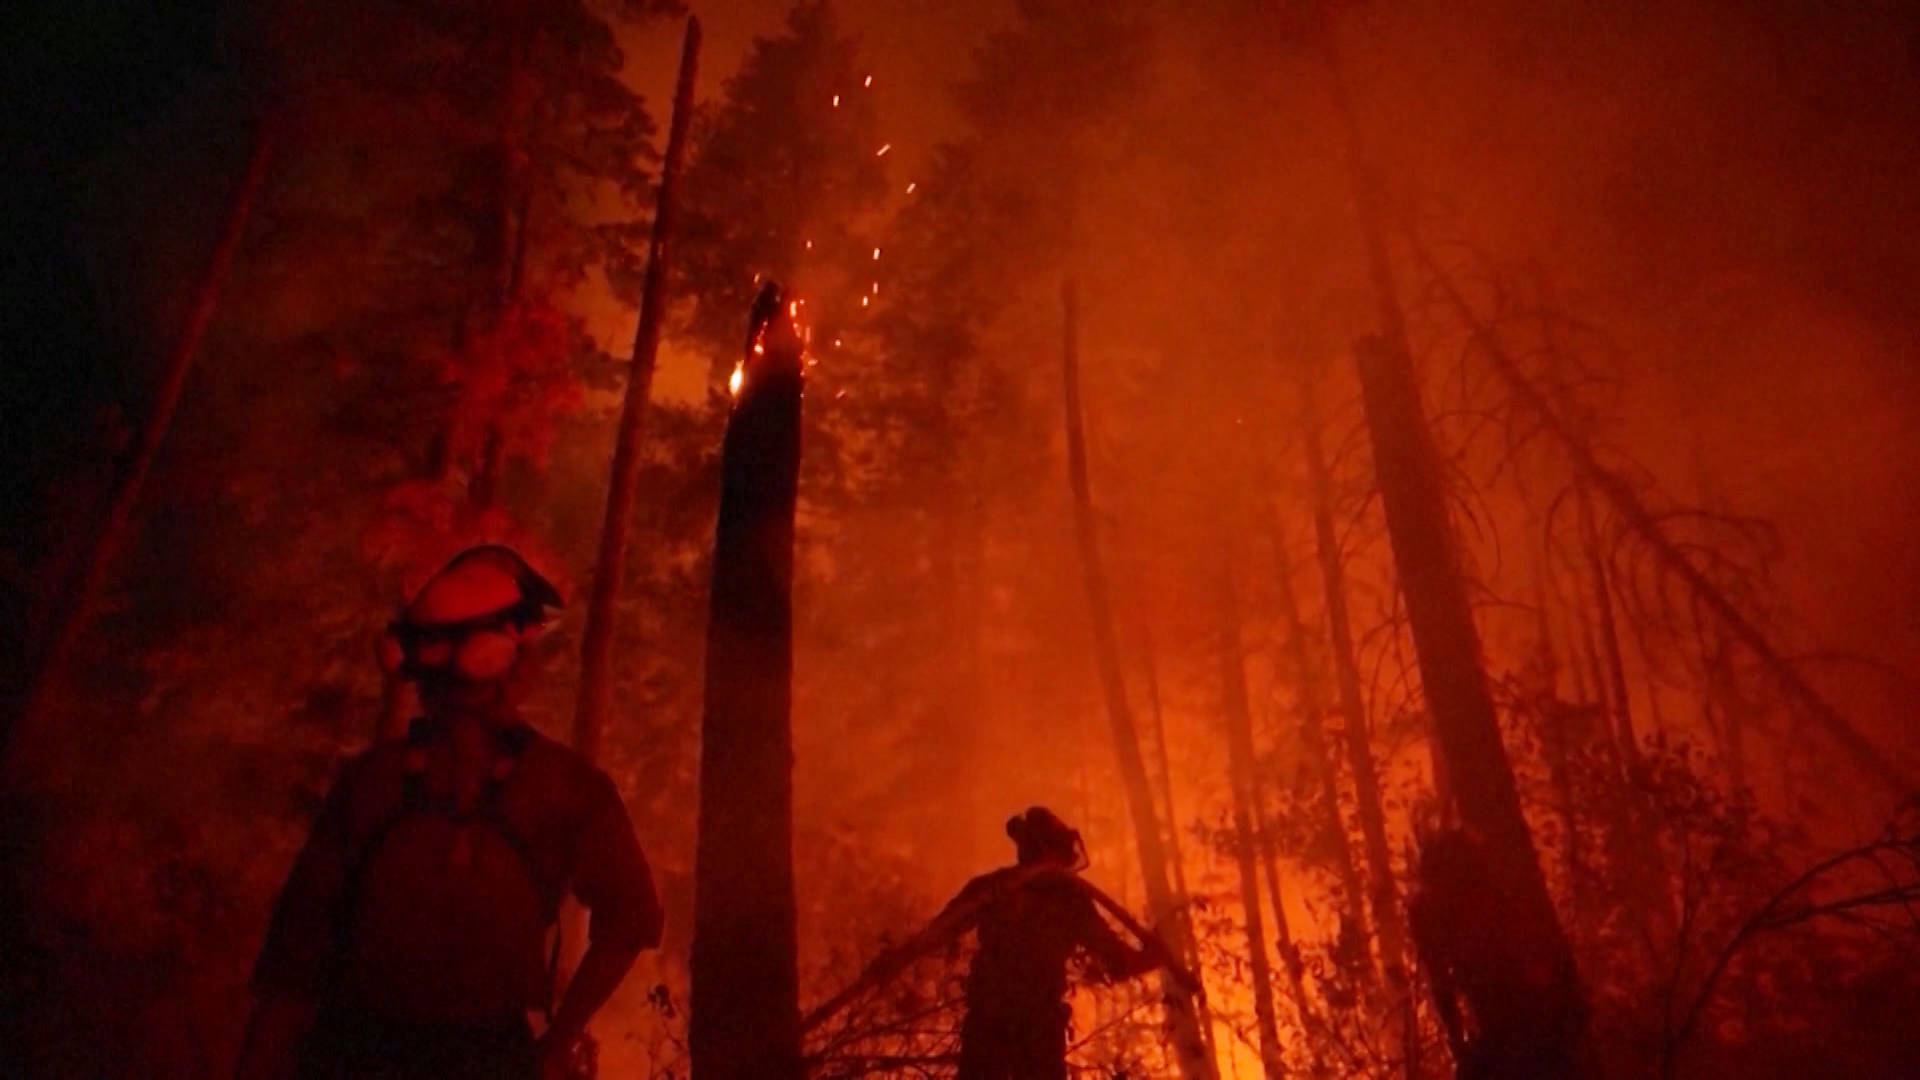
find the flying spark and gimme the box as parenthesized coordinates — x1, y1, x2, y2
(728, 362, 744, 396)
(832, 95, 839, 108)
(863, 75, 872, 87)
(860, 296, 869, 307)
(905, 182, 916, 194)
(872, 247, 881, 260)
(876, 143, 891, 157)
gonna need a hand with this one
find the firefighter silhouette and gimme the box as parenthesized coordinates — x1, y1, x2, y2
(814, 807, 1186, 1080)
(236, 546, 663, 1080)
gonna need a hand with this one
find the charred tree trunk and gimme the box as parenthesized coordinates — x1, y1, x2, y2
(1576, 486, 1637, 763)
(573, 17, 700, 764)
(1269, 527, 1371, 971)
(1532, 579, 1584, 918)
(1216, 570, 1289, 1080)
(1141, 626, 1222, 1062)
(688, 285, 803, 1080)
(1061, 282, 1217, 1080)
(1318, 17, 1583, 1068)
(8, 116, 275, 775)
(1352, 328, 1582, 1076)
(1298, 373, 1409, 986)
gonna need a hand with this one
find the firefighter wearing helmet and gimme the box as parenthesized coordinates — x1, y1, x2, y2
(237, 546, 662, 1080)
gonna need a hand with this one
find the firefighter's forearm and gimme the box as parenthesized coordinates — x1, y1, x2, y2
(548, 940, 642, 1043)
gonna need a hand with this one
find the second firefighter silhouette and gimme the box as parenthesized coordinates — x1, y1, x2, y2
(832, 807, 1190, 1080)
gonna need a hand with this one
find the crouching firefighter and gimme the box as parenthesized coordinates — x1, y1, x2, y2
(236, 546, 664, 1080)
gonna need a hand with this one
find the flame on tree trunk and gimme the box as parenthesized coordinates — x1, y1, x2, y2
(574, 15, 701, 764)
(1214, 568, 1288, 1079)
(688, 285, 803, 1080)
(7, 115, 275, 777)
(1061, 282, 1217, 1080)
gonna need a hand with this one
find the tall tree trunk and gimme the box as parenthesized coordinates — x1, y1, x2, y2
(1532, 576, 1584, 918)
(1061, 282, 1217, 1080)
(1576, 485, 1637, 763)
(1216, 570, 1288, 1080)
(1352, 327, 1582, 1075)
(688, 286, 803, 1080)
(573, 17, 700, 764)
(1318, 17, 1583, 1069)
(1142, 625, 1221, 1062)
(1268, 526, 1371, 969)
(1298, 371, 1409, 988)
(7, 116, 275, 776)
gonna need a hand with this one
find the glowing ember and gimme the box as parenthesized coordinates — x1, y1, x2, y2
(870, 281, 879, 295)
(905, 182, 916, 193)
(872, 247, 881, 260)
(728, 361, 744, 396)
(860, 296, 869, 307)
(863, 75, 872, 87)
(875, 143, 891, 157)
(831, 94, 840, 108)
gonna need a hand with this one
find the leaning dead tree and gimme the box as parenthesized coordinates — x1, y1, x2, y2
(1316, 9, 1585, 1070)
(9, 115, 277, 778)
(689, 284, 805, 1080)
(1405, 241, 1913, 802)
(1061, 282, 1218, 1080)
(574, 15, 701, 765)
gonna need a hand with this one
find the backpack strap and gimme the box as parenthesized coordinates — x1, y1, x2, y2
(335, 719, 558, 951)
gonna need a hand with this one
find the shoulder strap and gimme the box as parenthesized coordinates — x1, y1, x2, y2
(335, 721, 557, 943)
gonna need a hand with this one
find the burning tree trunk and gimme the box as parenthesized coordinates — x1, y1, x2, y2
(1215, 568, 1289, 1080)
(1298, 371, 1409, 987)
(573, 16, 700, 764)
(7, 116, 275, 775)
(688, 284, 804, 1080)
(1061, 282, 1217, 1080)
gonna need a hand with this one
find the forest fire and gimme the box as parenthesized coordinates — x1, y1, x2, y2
(6, 2, 1920, 1080)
